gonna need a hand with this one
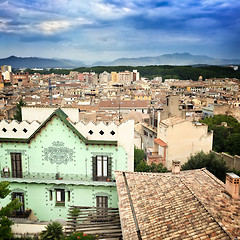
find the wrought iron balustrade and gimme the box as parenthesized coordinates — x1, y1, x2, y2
(0, 171, 92, 181)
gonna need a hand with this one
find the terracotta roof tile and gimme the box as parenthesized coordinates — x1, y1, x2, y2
(154, 138, 167, 147)
(115, 169, 240, 239)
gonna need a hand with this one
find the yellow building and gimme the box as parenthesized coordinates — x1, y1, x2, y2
(111, 72, 119, 83)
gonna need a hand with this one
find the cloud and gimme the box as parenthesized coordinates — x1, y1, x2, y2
(0, 0, 240, 60)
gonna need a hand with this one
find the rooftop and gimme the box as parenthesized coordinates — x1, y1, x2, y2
(115, 169, 240, 239)
(161, 116, 186, 126)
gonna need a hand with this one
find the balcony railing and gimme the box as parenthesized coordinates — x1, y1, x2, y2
(1, 171, 92, 182)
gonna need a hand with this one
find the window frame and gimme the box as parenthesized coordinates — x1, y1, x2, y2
(55, 189, 65, 206)
(12, 192, 25, 212)
(11, 153, 23, 178)
(92, 155, 111, 181)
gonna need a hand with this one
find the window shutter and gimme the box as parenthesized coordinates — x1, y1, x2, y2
(92, 156, 97, 181)
(107, 157, 112, 179)
(12, 192, 16, 201)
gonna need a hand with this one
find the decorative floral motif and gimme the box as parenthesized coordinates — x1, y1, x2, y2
(43, 141, 75, 165)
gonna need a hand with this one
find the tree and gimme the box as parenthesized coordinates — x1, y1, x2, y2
(225, 133, 240, 156)
(182, 151, 228, 182)
(0, 181, 22, 240)
(135, 160, 168, 173)
(13, 98, 26, 122)
(134, 147, 145, 169)
(201, 115, 240, 156)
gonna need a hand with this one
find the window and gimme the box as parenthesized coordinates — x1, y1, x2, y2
(68, 191, 70, 201)
(49, 190, 53, 201)
(55, 189, 65, 206)
(12, 192, 24, 212)
(11, 153, 22, 178)
(96, 196, 108, 208)
(96, 196, 108, 217)
(92, 156, 111, 181)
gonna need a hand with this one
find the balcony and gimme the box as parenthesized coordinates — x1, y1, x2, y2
(0, 172, 116, 187)
(1, 171, 91, 181)
(10, 209, 32, 219)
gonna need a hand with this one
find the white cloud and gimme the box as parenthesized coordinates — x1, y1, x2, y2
(37, 20, 71, 34)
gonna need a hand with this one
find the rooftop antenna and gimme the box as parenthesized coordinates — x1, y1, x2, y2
(49, 78, 53, 107)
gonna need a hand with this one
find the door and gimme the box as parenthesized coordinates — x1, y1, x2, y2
(11, 153, 22, 178)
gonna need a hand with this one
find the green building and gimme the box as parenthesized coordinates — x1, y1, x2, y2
(0, 108, 134, 221)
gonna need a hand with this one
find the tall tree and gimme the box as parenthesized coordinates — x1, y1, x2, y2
(182, 151, 228, 182)
(134, 147, 145, 168)
(201, 115, 240, 156)
(0, 181, 22, 240)
(13, 98, 26, 122)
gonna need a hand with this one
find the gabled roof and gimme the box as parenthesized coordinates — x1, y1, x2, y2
(115, 169, 240, 239)
(0, 108, 117, 146)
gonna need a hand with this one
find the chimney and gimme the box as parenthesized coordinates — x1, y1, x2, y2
(172, 160, 181, 174)
(225, 173, 240, 200)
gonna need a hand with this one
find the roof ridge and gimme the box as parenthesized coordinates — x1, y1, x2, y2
(201, 168, 225, 187)
(179, 177, 234, 239)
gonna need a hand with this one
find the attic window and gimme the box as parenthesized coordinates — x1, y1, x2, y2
(110, 130, 115, 135)
(12, 128, 17, 132)
(88, 130, 93, 135)
(99, 130, 104, 135)
(23, 128, 28, 133)
(2, 128, 7, 132)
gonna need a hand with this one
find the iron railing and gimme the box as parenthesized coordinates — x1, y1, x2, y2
(1, 171, 92, 181)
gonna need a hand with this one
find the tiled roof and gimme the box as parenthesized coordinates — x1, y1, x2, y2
(154, 138, 167, 147)
(161, 116, 186, 126)
(99, 100, 150, 108)
(115, 169, 240, 240)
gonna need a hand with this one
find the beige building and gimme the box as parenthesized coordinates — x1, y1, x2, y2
(111, 72, 119, 83)
(148, 116, 213, 169)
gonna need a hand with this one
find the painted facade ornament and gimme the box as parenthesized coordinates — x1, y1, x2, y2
(43, 141, 74, 165)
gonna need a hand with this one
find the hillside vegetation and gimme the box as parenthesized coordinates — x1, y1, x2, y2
(24, 65, 240, 80)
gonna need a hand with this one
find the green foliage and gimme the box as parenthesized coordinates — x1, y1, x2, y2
(12, 237, 35, 240)
(135, 160, 168, 173)
(225, 133, 240, 156)
(232, 168, 240, 176)
(0, 181, 22, 240)
(13, 98, 26, 122)
(65, 232, 97, 240)
(39, 222, 64, 240)
(0, 181, 11, 198)
(69, 208, 80, 217)
(134, 147, 145, 168)
(24, 65, 240, 80)
(182, 151, 228, 182)
(201, 115, 240, 155)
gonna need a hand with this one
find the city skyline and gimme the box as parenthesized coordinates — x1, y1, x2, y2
(0, 0, 240, 63)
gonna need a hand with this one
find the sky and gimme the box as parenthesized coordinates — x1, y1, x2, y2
(0, 0, 240, 63)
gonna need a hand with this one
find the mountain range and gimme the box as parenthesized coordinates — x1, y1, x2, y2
(0, 53, 240, 69)
(0, 56, 86, 69)
(93, 53, 240, 66)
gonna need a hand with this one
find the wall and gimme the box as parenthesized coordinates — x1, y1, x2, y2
(159, 120, 213, 169)
(0, 114, 131, 221)
(213, 151, 240, 171)
(22, 107, 79, 122)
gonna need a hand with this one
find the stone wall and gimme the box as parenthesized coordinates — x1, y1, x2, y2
(213, 151, 240, 171)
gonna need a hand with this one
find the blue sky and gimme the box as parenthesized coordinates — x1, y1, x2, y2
(0, 0, 240, 62)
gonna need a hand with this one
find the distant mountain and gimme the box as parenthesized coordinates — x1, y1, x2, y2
(93, 53, 240, 66)
(1, 53, 240, 69)
(0, 56, 86, 69)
